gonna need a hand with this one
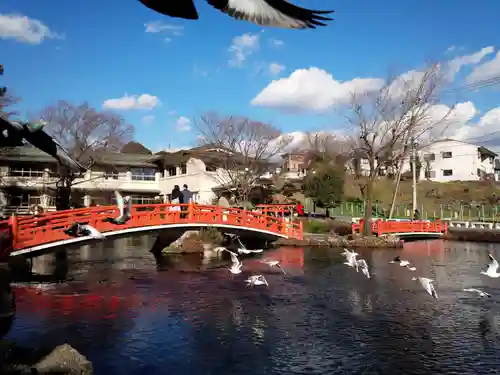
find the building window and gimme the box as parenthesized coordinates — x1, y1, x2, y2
(130, 196, 157, 205)
(441, 151, 452, 159)
(424, 153, 435, 161)
(180, 163, 187, 175)
(9, 167, 45, 178)
(443, 169, 453, 176)
(425, 171, 436, 178)
(167, 166, 177, 176)
(131, 167, 156, 181)
(205, 164, 217, 172)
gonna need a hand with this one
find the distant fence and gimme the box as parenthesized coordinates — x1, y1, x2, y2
(303, 198, 500, 222)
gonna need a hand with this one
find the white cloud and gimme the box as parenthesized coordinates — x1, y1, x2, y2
(141, 115, 155, 125)
(102, 94, 161, 110)
(268, 38, 284, 48)
(175, 116, 191, 132)
(144, 21, 184, 35)
(466, 51, 500, 85)
(228, 32, 261, 67)
(251, 67, 384, 112)
(0, 13, 63, 44)
(445, 45, 456, 54)
(446, 46, 494, 81)
(268, 62, 285, 76)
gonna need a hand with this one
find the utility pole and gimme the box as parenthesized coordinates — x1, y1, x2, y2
(411, 137, 417, 214)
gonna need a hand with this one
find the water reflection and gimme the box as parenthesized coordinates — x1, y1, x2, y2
(4, 238, 500, 373)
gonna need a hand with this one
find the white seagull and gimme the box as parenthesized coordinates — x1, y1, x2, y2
(341, 248, 359, 270)
(463, 288, 491, 298)
(138, 0, 334, 29)
(228, 250, 243, 274)
(480, 254, 500, 278)
(357, 259, 370, 279)
(64, 223, 105, 240)
(104, 191, 132, 225)
(245, 275, 269, 287)
(261, 259, 286, 275)
(234, 236, 264, 255)
(389, 256, 416, 271)
(412, 277, 438, 299)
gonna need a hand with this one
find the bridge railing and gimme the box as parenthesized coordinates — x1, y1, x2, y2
(1, 202, 303, 251)
(351, 219, 447, 236)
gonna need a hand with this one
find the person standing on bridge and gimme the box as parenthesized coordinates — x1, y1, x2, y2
(170, 185, 183, 212)
(182, 184, 193, 204)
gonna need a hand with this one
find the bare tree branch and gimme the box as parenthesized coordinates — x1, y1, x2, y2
(195, 112, 292, 203)
(35, 101, 134, 209)
(342, 62, 456, 233)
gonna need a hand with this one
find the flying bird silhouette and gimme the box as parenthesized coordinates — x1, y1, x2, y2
(0, 118, 86, 173)
(138, 0, 333, 29)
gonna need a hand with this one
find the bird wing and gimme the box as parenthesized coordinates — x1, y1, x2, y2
(419, 278, 435, 297)
(0, 118, 24, 146)
(114, 191, 125, 217)
(276, 264, 287, 275)
(208, 0, 333, 29)
(259, 275, 269, 286)
(487, 254, 499, 273)
(357, 259, 368, 268)
(19, 125, 86, 173)
(229, 251, 241, 267)
(81, 225, 104, 238)
(139, 0, 199, 19)
(125, 196, 133, 216)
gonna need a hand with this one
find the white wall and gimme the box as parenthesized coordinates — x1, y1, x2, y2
(401, 140, 496, 182)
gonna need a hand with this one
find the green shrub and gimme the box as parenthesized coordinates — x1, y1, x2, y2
(302, 219, 352, 235)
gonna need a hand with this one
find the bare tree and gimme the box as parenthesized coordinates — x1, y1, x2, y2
(344, 62, 454, 234)
(37, 101, 134, 210)
(196, 113, 292, 204)
(303, 132, 351, 166)
(0, 64, 20, 119)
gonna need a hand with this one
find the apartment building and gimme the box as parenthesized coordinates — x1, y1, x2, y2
(280, 151, 308, 180)
(0, 145, 237, 214)
(402, 139, 497, 182)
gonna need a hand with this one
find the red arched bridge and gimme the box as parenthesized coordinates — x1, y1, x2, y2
(0, 202, 303, 259)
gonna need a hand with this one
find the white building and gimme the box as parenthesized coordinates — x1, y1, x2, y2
(0, 145, 239, 215)
(402, 139, 497, 182)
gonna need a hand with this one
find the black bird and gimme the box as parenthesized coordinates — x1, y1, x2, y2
(0, 117, 86, 173)
(139, 0, 334, 29)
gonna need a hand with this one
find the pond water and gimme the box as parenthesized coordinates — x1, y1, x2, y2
(4, 236, 500, 374)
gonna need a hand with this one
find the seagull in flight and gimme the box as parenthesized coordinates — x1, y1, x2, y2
(481, 254, 500, 278)
(389, 256, 416, 271)
(412, 277, 438, 299)
(64, 223, 105, 240)
(233, 236, 263, 255)
(341, 248, 359, 270)
(138, 0, 334, 29)
(215, 247, 243, 274)
(0, 117, 86, 173)
(463, 288, 491, 298)
(245, 275, 268, 287)
(356, 259, 370, 279)
(104, 191, 132, 225)
(261, 259, 286, 275)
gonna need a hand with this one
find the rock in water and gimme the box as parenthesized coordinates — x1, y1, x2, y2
(34, 344, 93, 375)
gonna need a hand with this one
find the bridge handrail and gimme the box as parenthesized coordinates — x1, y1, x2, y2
(5, 202, 303, 252)
(351, 219, 448, 236)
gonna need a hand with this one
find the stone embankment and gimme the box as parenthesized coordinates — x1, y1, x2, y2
(442, 228, 500, 243)
(273, 232, 403, 249)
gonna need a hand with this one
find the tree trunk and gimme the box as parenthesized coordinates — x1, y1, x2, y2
(362, 178, 374, 235)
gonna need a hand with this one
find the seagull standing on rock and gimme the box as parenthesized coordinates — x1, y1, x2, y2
(138, 0, 334, 29)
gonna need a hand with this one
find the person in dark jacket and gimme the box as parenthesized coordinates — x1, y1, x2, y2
(171, 185, 183, 203)
(182, 184, 193, 203)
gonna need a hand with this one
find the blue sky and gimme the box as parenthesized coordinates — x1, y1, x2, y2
(1, 0, 500, 151)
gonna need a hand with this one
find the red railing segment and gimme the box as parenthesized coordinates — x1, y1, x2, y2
(351, 219, 447, 236)
(3, 202, 303, 253)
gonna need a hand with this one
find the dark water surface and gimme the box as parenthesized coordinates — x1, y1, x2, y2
(6, 236, 500, 374)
